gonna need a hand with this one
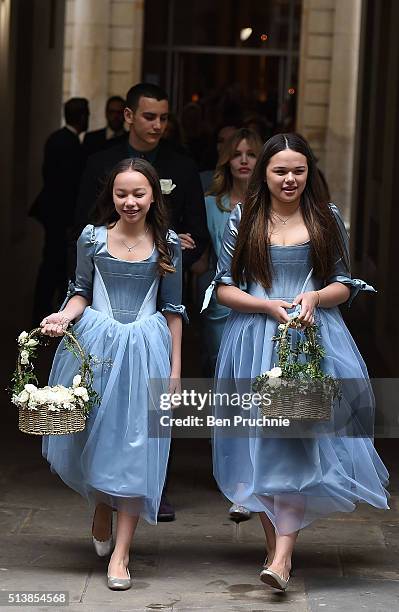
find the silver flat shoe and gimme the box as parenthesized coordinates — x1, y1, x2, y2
(260, 568, 289, 591)
(229, 503, 252, 522)
(107, 567, 132, 591)
(92, 535, 113, 557)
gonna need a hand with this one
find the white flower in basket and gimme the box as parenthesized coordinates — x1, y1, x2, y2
(20, 350, 30, 365)
(11, 328, 100, 435)
(267, 366, 282, 378)
(263, 367, 282, 387)
(16, 389, 29, 404)
(25, 384, 37, 393)
(18, 331, 29, 344)
(74, 387, 89, 402)
(73, 374, 81, 387)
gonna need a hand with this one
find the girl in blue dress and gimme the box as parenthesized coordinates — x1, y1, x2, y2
(40, 158, 185, 590)
(204, 128, 262, 523)
(204, 133, 389, 591)
(204, 128, 262, 374)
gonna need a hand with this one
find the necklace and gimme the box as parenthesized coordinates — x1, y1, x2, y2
(272, 212, 289, 225)
(271, 207, 300, 225)
(119, 224, 149, 252)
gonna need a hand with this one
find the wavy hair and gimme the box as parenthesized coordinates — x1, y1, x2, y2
(231, 133, 348, 287)
(207, 128, 263, 211)
(91, 158, 175, 275)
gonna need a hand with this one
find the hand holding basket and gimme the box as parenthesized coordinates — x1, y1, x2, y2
(11, 327, 100, 435)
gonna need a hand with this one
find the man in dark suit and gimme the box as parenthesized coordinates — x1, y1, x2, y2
(31, 98, 89, 324)
(82, 96, 127, 158)
(75, 83, 209, 270)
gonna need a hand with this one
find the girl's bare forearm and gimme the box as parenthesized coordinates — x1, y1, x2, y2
(318, 282, 351, 308)
(164, 312, 182, 377)
(61, 295, 89, 321)
(216, 285, 269, 313)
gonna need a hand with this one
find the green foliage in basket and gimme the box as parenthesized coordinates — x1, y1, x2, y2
(11, 328, 100, 417)
(252, 315, 341, 400)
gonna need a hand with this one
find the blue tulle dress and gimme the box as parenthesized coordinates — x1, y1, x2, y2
(203, 195, 232, 371)
(202, 204, 389, 535)
(42, 225, 187, 524)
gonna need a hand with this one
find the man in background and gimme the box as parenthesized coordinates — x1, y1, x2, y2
(82, 96, 127, 157)
(75, 82, 209, 272)
(31, 97, 89, 324)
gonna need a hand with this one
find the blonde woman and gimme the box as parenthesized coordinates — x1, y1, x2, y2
(202, 128, 262, 522)
(203, 128, 263, 373)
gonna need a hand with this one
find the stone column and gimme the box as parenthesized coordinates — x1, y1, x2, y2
(0, 0, 14, 256)
(296, 0, 335, 168)
(108, 0, 144, 98)
(70, 0, 110, 130)
(324, 0, 362, 223)
(66, 0, 145, 129)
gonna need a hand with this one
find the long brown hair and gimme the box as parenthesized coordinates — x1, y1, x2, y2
(231, 133, 348, 287)
(207, 128, 263, 211)
(92, 158, 175, 275)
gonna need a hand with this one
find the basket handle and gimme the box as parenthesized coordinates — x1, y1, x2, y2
(17, 327, 86, 378)
(276, 318, 320, 370)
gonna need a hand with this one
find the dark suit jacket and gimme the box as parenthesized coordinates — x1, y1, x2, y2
(75, 139, 209, 268)
(30, 127, 85, 229)
(82, 128, 127, 158)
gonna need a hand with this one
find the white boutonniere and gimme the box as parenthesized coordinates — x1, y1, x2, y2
(160, 179, 176, 195)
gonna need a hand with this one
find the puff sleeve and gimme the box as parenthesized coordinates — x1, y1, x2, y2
(158, 230, 188, 322)
(327, 204, 376, 306)
(201, 204, 244, 312)
(59, 224, 95, 310)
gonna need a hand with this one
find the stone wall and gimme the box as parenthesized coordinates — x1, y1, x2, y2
(0, 0, 66, 329)
(62, 0, 362, 219)
(297, 0, 362, 222)
(64, 0, 144, 129)
(297, 0, 335, 165)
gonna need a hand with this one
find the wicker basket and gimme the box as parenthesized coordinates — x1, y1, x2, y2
(18, 403, 86, 435)
(255, 318, 338, 421)
(259, 380, 333, 421)
(16, 328, 87, 436)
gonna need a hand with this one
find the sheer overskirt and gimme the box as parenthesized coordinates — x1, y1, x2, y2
(210, 204, 389, 535)
(42, 307, 171, 523)
(213, 306, 389, 535)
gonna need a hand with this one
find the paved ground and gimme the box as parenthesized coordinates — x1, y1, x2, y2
(0, 428, 398, 612)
